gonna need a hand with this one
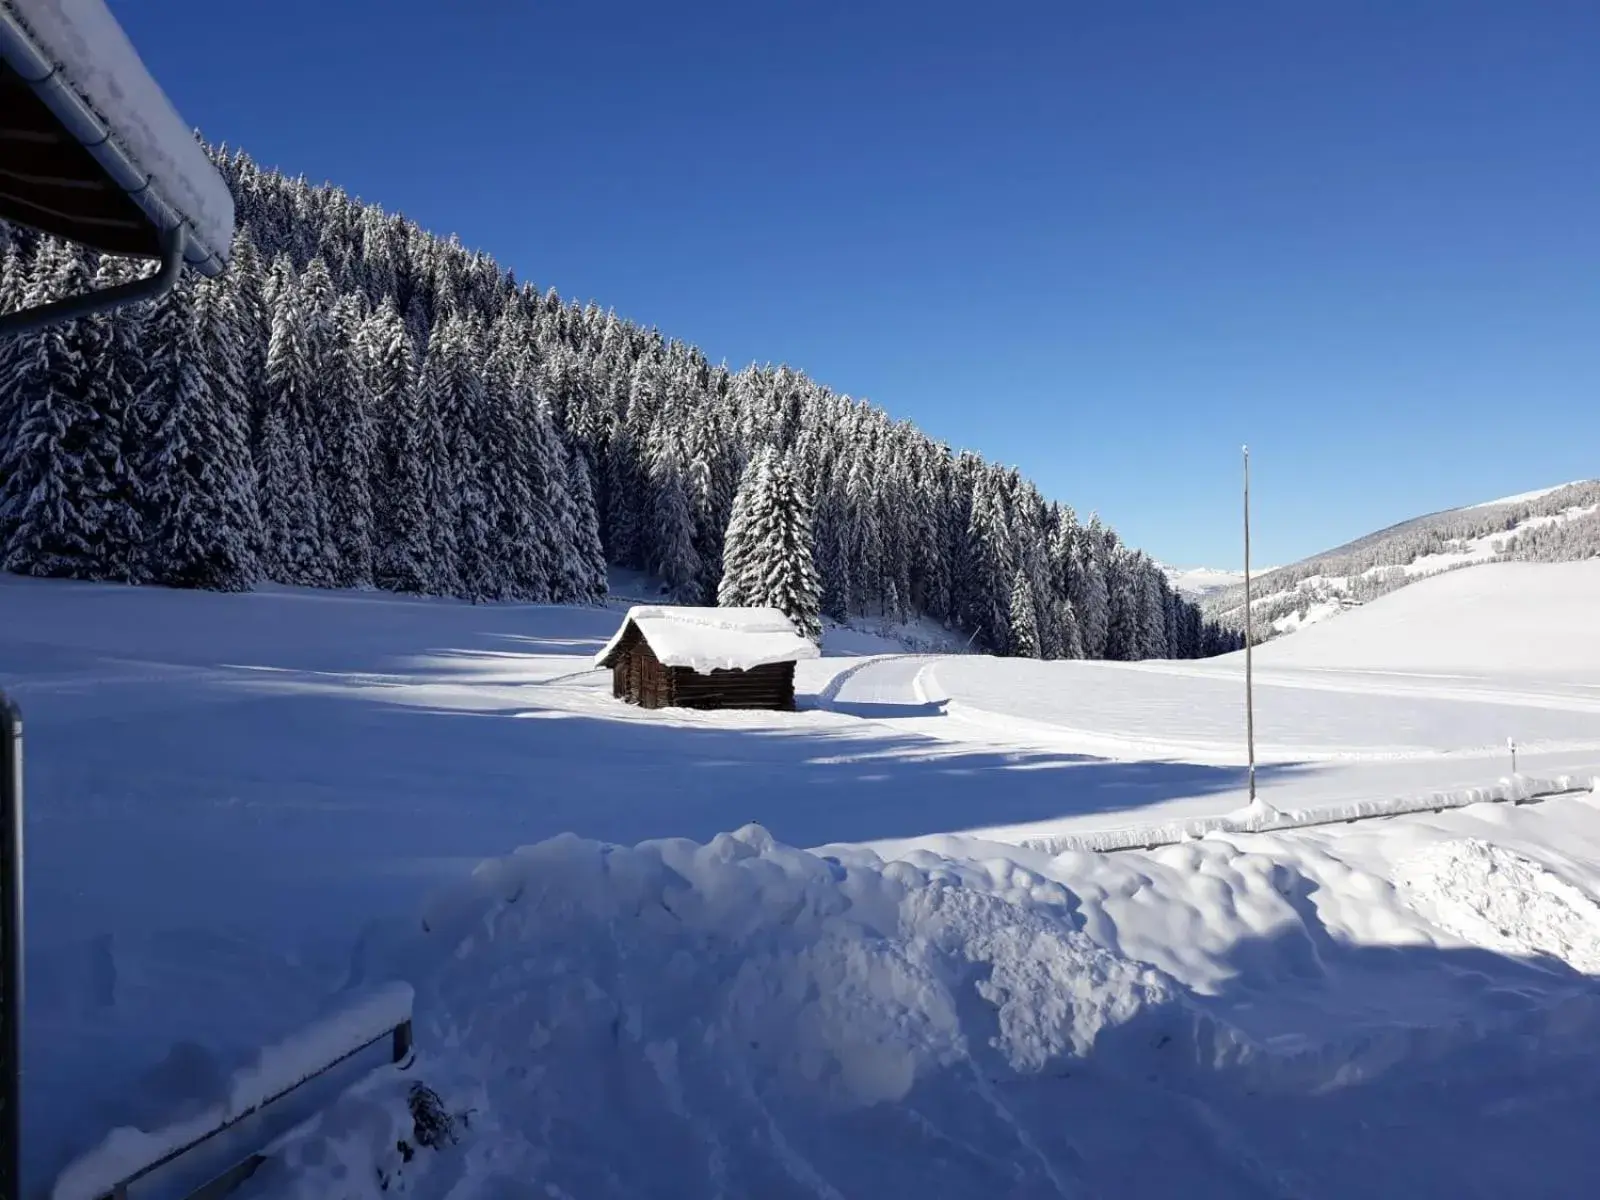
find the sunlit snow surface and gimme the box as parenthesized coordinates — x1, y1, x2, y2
(5, 565, 1599, 1197)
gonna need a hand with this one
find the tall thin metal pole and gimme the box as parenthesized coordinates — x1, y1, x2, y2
(1243, 446, 1257, 802)
(0, 693, 21, 1200)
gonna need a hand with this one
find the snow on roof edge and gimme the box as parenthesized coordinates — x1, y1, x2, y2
(3, 0, 235, 271)
(594, 605, 820, 673)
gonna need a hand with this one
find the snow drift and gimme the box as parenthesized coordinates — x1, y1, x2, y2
(247, 823, 1600, 1200)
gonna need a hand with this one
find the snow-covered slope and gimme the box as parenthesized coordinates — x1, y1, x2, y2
(1244, 559, 1600, 676)
(1161, 564, 1250, 597)
(1205, 479, 1600, 638)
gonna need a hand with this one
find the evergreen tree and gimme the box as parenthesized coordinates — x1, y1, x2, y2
(413, 320, 464, 594)
(1071, 535, 1111, 658)
(82, 254, 151, 581)
(257, 267, 324, 584)
(142, 276, 257, 590)
(359, 300, 433, 593)
(479, 318, 550, 601)
(1138, 560, 1170, 660)
(1007, 569, 1041, 658)
(1055, 596, 1085, 660)
(0, 239, 101, 576)
(717, 449, 771, 606)
(566, 446, 608, 603)
(722, 449, 822, 641)
(320, 297, 376, 587)
(649, 467, 702, 601)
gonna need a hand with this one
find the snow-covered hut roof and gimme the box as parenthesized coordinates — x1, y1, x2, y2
(595, 606, 820, 674)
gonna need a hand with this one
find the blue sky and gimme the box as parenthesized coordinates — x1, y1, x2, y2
(116, 0, 1599, 567)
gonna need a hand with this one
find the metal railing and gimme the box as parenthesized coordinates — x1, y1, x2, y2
(1, 692, 21, 1200)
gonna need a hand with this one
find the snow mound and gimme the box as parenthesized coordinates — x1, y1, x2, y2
(247, 825, 1600, 1199)
(1398, 839, 1600, 974)
(259, 828, 1209, 1198)
(595, 605, 821, 673)
(1246, 560, 1600, 675)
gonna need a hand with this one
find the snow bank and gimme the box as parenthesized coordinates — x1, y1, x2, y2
(1248, 561, 1600, 675)
(253, 823, 1600, 1198)
(3, 0, 235, 269)
(1011, 772, 1596, 856)
(52, 983, 412, 1200)
(1397, 839, 1600, 973)
(595, 605, 820, 673)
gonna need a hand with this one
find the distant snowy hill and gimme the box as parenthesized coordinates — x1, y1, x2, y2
(1242, 559, 1600, 676)
(1204, 480, 1600, 639)
(1161, 564, 1252, 597)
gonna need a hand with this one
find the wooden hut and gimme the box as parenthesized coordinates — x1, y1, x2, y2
(594, 606, 820, 711)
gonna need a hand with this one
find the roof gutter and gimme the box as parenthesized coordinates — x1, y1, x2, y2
(0, 3, 226, 278)
(0, 221, 184, 338)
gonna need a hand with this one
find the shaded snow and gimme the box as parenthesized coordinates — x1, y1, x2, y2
(251, 813, 1600, 1199)
(52, 983, 412, 1200)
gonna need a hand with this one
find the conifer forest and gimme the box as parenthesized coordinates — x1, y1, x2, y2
(0, 147, 1241, 660)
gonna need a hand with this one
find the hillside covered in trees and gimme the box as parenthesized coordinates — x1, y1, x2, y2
(0, 146, 1239, 660)
(1206, 481, 1600, 638)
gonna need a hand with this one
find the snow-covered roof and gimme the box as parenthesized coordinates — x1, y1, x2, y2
(595, 606, 820, 674)
(1, 0, 235, 273)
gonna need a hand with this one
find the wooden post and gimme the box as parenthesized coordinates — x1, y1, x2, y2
(1243, 446, 1257, 803)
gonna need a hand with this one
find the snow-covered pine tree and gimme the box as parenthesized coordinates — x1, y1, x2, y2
(649, 466, 702, 602)
(0, 238, 102, 576)
(1054, 595, 1085, 660)
(257, 264, 325, 584)
(82, 254, 151, 581)
(478, 315, 547, 601)
(141, 275, 257, 590)
(566, 446, 608, 603)
(1071, 525, 1111, 658)
(414, 317, 471, 596)
(716, 448, 771, 607)
(1007, 569, 1041, 658)
(320, 297, 376, 588)
(963, 474, 1015, 652)
(358, 300, 434, 594)
(0, 232, 30, 458)
(730, 449, 822, 642)
(1138, 559, 1170, 660)
(602, 424, 643, 568)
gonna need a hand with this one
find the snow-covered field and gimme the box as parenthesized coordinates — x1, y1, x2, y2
(6, 563, 1600, 1197)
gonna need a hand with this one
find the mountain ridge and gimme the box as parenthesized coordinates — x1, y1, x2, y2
(1204, 480, 1600, 639)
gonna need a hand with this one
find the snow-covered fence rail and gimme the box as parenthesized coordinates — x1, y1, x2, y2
(1020, 772, 1599, 856)
(52, 982, 414, 1200)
